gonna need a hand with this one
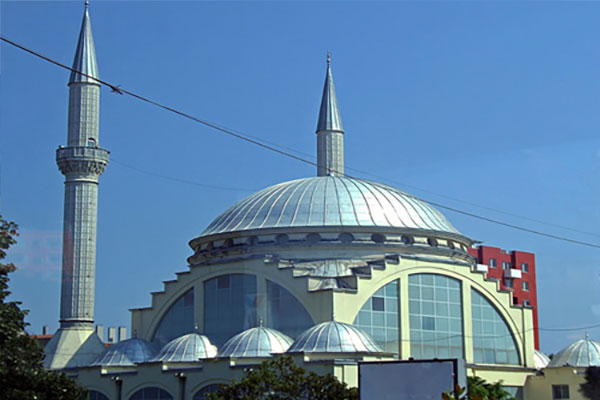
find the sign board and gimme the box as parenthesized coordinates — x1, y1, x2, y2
(359, 359, 467, 400)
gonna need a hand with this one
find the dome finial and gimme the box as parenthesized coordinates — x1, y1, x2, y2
(85, 0, 89, 9)
(259, 318, 264, 327)
(586, 332, 590, 340)
(327, 51, 331, 65)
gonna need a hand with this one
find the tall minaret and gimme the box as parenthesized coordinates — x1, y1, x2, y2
(44, 2, 108, 369)
(316, 52, 344, 177)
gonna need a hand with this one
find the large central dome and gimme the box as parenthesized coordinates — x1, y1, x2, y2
(202, 176, 459, 237)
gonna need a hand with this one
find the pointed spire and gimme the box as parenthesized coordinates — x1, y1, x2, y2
(316, 52, 344, 133)
(69, 2, 99, 85)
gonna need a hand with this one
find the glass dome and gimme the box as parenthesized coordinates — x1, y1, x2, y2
(92, 338, 159, 366)
(153, 333, 217, 362)
(202, 176, 459, 237)
(219, 326, 293, 358)
(287, 320, 382, 354)
(534, 350, 550, 369)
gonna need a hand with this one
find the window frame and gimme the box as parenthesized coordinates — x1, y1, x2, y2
(521, 263, 529, 273)
(552, 384, 570, 399)
(488, 258, 497, 268)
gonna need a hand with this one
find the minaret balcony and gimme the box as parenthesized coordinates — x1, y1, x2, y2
(56, 146, 109, 176)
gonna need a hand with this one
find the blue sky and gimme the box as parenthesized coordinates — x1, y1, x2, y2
(1, 1, 599, 355)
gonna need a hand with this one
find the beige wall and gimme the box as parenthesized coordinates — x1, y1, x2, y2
(525, 367, 587, 400)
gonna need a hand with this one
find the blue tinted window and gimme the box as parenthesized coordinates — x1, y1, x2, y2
(129, 387, 173, 400)
(89, 391, 109, 400)
(353, 280, 399, 354)
(266, 280, 313, 338)
(408, 274, 463, 359)
(471, 289, 520, 365)
(204, 274, 257, 347)
(193, 384, 223, 400)
(152, 289, 194, 348)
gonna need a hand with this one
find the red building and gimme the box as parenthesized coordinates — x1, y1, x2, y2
(468, 245, 539, 350)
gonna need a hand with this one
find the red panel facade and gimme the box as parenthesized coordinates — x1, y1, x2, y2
(468, 245, 539, 350)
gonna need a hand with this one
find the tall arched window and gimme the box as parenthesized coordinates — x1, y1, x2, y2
(353, 280, 399, 354)
(471, 289, 520, 365)
(89, 390, 109, 400)
(152, 289, 194, 347)
(193, 384, 222, 400)
(204, 274, 257, 347)
(408, 274, 463, 359)
(129, 387, 173, 400)
(266, 280, 313, 338)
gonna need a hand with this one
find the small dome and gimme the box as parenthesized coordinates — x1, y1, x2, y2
(92, 338, 159, 366)
(548, 335, 600, 368)
(534, 350, 551, 369)
(287, 321, 382, 354)
(201, 176, 460, 237)
(219, 326, 293, 358)
(153, 333, 217, 362)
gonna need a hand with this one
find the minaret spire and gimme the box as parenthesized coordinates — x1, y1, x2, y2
(316, 52, 344, 177)
(44, 2, 108, 369)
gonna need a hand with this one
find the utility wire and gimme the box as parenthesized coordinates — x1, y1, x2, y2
(3, 35, 599, 249)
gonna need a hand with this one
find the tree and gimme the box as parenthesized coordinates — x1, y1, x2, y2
(0, 216, 86, 400)
(205, 355, 358, 400)
(579, 366, 600, 400)
(442, 376, 516, 400)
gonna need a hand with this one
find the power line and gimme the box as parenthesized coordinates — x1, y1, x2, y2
(2, 35, 599, 249)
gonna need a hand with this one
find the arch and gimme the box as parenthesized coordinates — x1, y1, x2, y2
(266, 279, 313, 338)
(353, 279, 399, 354)
(151, 288, 194, 347)
(408, 273, 464, 359)
(129, 387, 173, 400)
(89, 390, 110, 400)
(471, 288, 520, 365)
(192, 383, 223, 400)
(203, 273, 257, 347)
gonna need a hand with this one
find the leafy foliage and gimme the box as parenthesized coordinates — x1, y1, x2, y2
(205, 355, 358, 400)
(0, 216, 86, 400)
(442, 376, 516, 400)
(579, 366, 600, 400)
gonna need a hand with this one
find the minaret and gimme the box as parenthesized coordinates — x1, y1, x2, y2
(316, 52, 344, 177)
(44, 2, 108, 369)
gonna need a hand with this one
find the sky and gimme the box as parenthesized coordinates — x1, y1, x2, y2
(1, 0, 599, 356)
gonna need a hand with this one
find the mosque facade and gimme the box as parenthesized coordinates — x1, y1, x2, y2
(41, 5, 600, 400)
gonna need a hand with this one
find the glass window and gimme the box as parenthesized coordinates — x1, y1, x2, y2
(552, 385, 569, 399)
(193, 384, 223, 400)
(354, 280, 399, 354)
(521, 263, 529, 273)
(266, 280, 313, 339)
(89, 391, 110, 400)
(204, 274, 257, 347)
(522, 281, 529, 291)
(152, 289, 194, 348)
(129, 387, 173, 400)
(488, 259, 496, 268)
(504, 279, 513, 288)
(408, 274, 463, 359)
(523, 300, 531, 307)
(502, 261, 511, 270)
(471, 289, 520, 365)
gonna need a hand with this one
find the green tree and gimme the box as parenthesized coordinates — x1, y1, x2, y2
(579, 366, 600, 400)
(0, 216, 86, 400)
(205, 355, 357, 400)
(442, 376, 516, 400)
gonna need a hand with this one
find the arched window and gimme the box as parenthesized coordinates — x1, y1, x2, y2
(204, 274, 257, 347)
(129, 387, 173, 400)
(193, 384, 223, 400)
(471, 289, 520, 365)
(266, 280, 313, 338)
(408, 274, 463, 359)
(89, 390, 110, 400)
(353, 280, 399, 354)
(152, 289, 194, 347)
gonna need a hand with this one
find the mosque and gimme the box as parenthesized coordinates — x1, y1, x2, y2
(41, 4, 600, 400)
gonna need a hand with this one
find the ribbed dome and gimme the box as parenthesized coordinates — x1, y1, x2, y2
(287, 321, 382, 354)
(548, 336, 600, 367)
(219, 327, 293, 358)
(202, 176, 459, 237)
(92, 338, 159, 366)
(153, 333, 217, 362)
(534, 350, 551, 369)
